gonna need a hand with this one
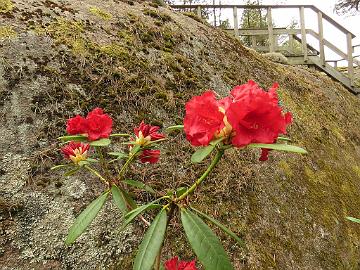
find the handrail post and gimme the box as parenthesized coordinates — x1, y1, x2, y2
(197, 5, 202, 18)
(317, 11, 325, 66)
(288, 34, 294, 54)
(299, 7, 308, 61)
(267, 7, 274, 53)
(347, 32, 354, 86)
(233, 6, 239, 37)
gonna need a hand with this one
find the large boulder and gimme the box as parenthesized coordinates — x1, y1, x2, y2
(1, 0, 360, 269)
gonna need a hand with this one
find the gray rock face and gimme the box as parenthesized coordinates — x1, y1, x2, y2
(1, 0, 360, 269)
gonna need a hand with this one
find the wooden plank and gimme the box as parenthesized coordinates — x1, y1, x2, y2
(347, 33, 354, 86)
(237, 28, 301, 36)
(171, 4, 356, 37)
(288, 34, 295, 54)
(299, 7, 308, 61)
(317, 11, 325, 66)
(233, 6, 239, 37)
(267, 7, 274, 53)
(197, 6, 202, 18)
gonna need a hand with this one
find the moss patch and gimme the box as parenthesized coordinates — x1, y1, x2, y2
(0, 25, 17, 39)
(0, 0, 13, 13)
(89, 6, 112, 20)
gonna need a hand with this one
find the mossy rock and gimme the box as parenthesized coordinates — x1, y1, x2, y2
(1, 0, 360, 269)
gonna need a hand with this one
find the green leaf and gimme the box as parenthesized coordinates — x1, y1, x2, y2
(86, 158, 98, 163)
(58, 135, 87, 142)
(64, 168, 80, 177)
(130, 144, 141, 155)
(123, 179, 156, 194)
(191, 145, 215, 163)
(110, 133, 130, 137)
(111, 185, 129, 214)
(133, 209, 167, 270)
(108, 152, 128, 159)
(175, 187, 188, 197)
(210, 137, 224, 146)
(346, 216, 360, 224)
(181, 208, 234, 270)
(122, 198, 164, 230)
(51, 164, 70, 170)
(166, 125, 184, 132)
(277, 136, 291, 142)
(89, 138, 111, 147)
(191, 207, 245, 248)
(65, 191, 109, 245)
(78, 160, 90, 167)
(247, 143, 307, 154)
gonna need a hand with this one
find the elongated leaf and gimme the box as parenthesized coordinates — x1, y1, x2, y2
(58, 135, 87, 142)
(210, 137, 224, 146)
(181, 209, 234, 270)
(247, 143, 307, 154)
(64, 168, 80, 177)
(166, 125, 184, 132)
(65, 191, 109, 245)
(133, 209, 167, 270)
(51, 164, 70, 170)
(89, 138, 111, 147)
(191, 207, 245, 247)
(111, 185, 128, 214)
(277, 136, 291, 142)
(108, 152, 128, 159)
(191, 145, 215, 163)
(86, 158, 98, 163)
(122, 198, 164, 229)
(130, 144, 141, 155)
(110, 133, 130, 137)
(123, 179, 156, 194)
(176, 187, 187, 197)
(346, 216, 360, 224)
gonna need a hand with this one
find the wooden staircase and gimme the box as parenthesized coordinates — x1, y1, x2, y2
(171, 4, 360, 95)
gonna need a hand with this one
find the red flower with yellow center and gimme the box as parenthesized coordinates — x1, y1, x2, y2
(61, 142, 90, 165)
(134, 121, 165, 146)
(164, 257, 198, 270)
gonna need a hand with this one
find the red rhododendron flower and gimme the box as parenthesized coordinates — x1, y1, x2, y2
(139, 149, 161, 164)
(66, 108, 113, 141)
(226, 81, 292, 147)
(61, 141, 90, 164)
(66, 115, 87, 135)
(184, 91, 227, 146)
(164, 257, 198, 270)
(85, 108, 113, 141)
(134, 121, 165, 146)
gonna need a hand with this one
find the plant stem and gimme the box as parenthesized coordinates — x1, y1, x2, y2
(84, 165, 108, 185)
(175, 149, 224, 202)
(96, 147, 111, 179)
(117, 148, 139, 179)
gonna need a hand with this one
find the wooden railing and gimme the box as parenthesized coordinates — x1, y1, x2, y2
(171, 4, 358, 87)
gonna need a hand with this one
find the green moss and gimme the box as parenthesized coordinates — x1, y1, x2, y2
(89, 6, 112, 20)
(143, 8, 172, 23)
(0, 0, 13, 13)
(118, 30, 135, 45)
(0, 25, 17, 39)
(44, 18, 87, 55)
(278, 160, 293, 177)
(99, 43, 129, 59)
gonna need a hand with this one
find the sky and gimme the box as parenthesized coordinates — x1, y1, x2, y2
(173, 0, 360, 65)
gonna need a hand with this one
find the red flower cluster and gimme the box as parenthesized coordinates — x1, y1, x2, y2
(164, 257, 198, 270)
(133, 121, 165, 164)
(66, 108, 113, 141)
(61, 141, 90, 164)
(184, 81, 292, 159)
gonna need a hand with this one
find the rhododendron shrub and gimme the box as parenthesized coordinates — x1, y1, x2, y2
(52, 82, 307, 270)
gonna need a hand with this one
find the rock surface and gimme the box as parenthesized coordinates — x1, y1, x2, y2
(1, 0, 360, 269)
